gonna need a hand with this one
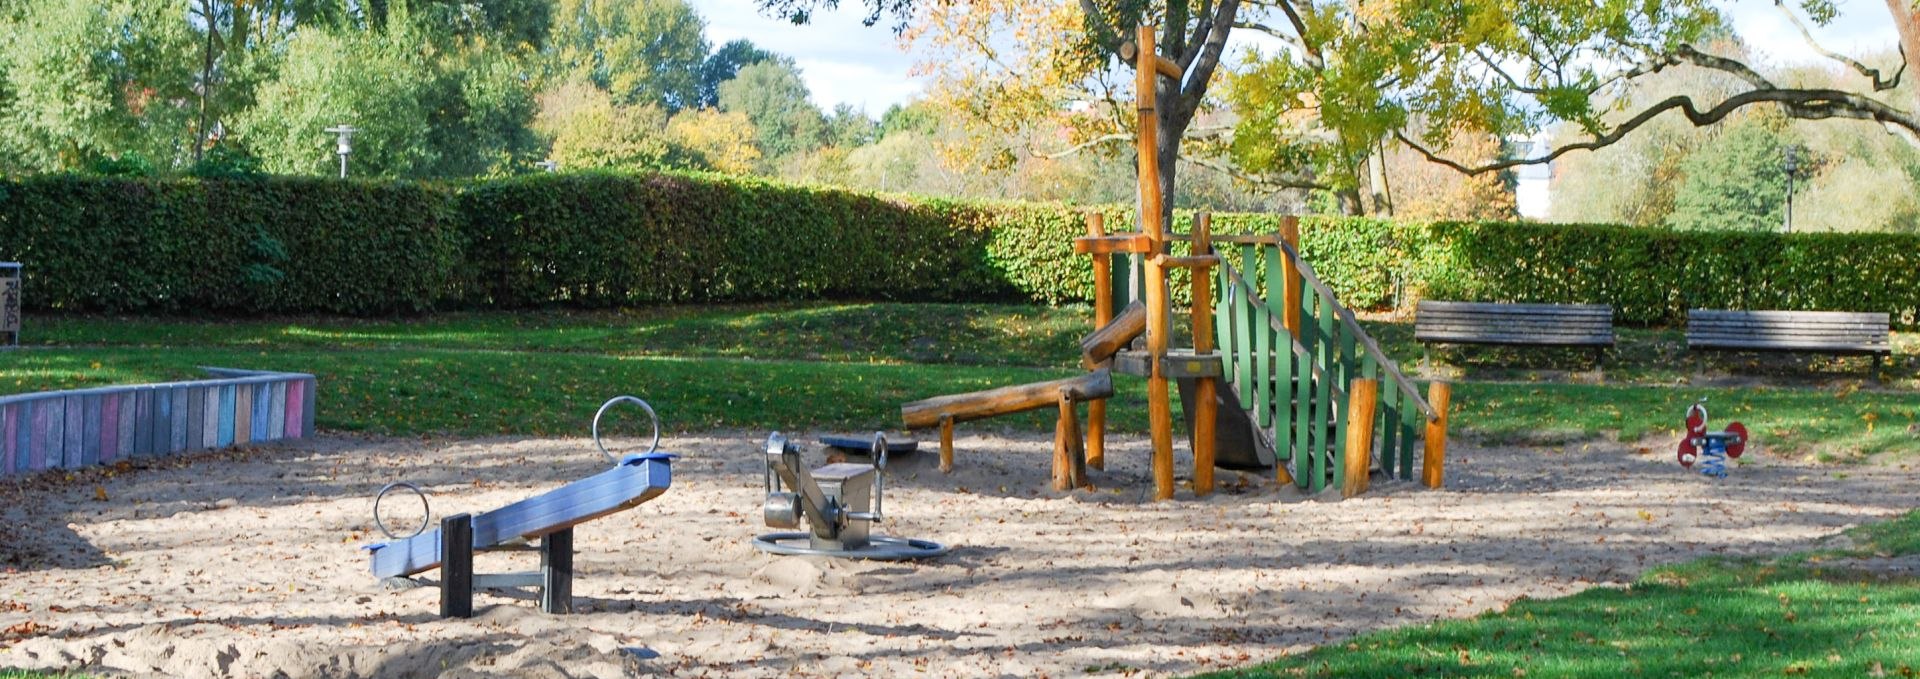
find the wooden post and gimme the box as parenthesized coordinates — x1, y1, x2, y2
(1134, 25, 1176, 502)
(1192, 212, 1218, 496)
(1341, 379, 1379, 498)
(1279, 217, 1302, 339)
(1053, 392, 1087, 491)
(938, 415, 955, 474)
(1086, 213, 1111, 470)
(1422, 381, 1451, 488)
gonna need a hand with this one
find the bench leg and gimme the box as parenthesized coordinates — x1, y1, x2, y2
(440, 513, 474, 619)
(1872, 354, 1884, 384)
(1420, 344, 1431, 377)
(541, 527, 574, 614)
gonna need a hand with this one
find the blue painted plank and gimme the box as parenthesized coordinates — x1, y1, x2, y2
(62, 395, 83, 469)
(166, 387, 184, 450)
(368, 455, 675, 579)
(117, 393, 135, 460)
(1, 403, 14, 478)
(130, 391, 148, 458)
(186, 387, 205, 451)
(81, 395, 101, 466)
(301, 378, 316, 437)
(252, 384, 270, 442)
(217, 386, 234, 448)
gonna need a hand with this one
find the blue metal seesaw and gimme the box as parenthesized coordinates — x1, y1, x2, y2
(363, 396, 676, 618)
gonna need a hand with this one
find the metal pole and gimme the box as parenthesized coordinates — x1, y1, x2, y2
(338, 153, 347, 179)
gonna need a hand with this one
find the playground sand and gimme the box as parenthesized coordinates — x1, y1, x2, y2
(3, 431, 1917, 678)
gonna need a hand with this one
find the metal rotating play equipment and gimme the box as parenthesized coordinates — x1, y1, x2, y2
(752, 432, 948, 560)
(364, 395, 675, 617)
(1677, 399, 1749, 479)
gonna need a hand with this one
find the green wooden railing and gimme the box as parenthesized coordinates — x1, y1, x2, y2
(1215, 239, 1439, 493)
(1095, 234, 1437, 494)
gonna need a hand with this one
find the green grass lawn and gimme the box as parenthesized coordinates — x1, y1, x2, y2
(1198, 510, 1920, 679)
(5, 304, 1915, 457)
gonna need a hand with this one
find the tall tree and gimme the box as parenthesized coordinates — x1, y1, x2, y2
(718, 60, 826, 160)
(548, 0, 709, 111)
(0, 0, 197, 172)
(698, 39, 781, 109)
(237, 22, 537, 177)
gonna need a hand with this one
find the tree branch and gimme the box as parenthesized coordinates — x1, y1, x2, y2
(1399, 84, 1920, 175)
(1031, 133, 1132, 159)
(1184, 153, 1330, 190)
(1178, 0, 1240, 111)
(1775, 0, 1903, 91)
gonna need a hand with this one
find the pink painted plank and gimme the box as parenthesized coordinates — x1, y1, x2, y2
(286, 381, 305, 439)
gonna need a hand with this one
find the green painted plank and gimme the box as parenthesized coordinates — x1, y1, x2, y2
(1401, 390, 1420, 480)
(1275, 309, 1295, 478)
(1254, 304, 1272, 428)
(1235, 284, 1255, 411)
(1311, 292, 1334, 494)
(1381, 375, 1402, 480)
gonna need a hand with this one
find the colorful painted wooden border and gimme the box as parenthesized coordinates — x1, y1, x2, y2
(0, 368, 315, 479)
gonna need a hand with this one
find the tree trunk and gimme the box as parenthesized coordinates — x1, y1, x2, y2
(1891, 0, 1920, 109)
(195, 0, 217, 163)
(1366, 143, 1392, 216)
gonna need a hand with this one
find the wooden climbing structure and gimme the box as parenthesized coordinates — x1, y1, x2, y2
(902, 25, 1451, 500)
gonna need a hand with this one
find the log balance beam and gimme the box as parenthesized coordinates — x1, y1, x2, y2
(900, 370, 1114, 491)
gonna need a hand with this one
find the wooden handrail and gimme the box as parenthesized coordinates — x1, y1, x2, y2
(1272, 241, 1438, 421)
(1221, 264, 1348, 406)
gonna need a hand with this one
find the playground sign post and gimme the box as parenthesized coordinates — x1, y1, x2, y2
(1, 262, 20, 348)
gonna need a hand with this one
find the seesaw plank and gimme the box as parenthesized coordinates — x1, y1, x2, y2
(368, 454, 674, 579)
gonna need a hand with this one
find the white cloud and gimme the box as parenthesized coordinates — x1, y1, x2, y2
(696, 0, 926, 113)
(1719, 0, 1901, 66)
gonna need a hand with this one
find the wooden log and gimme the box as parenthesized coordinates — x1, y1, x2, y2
(938, 415, 955, 474)
(1086, 213, 1111, 471)
(1072, 233, 1152, 255)
(1135, 26, 1176, 501)
(1423, 381, 1451, 489)
(1341, 379, 1379, 498)
(1151, 254, 1221, 269)
(902, 370, 1115, 429)
(1052, 392, 1088, 491)
(1191, 212, 1217, 497)
(1081, 301, 1149, 369)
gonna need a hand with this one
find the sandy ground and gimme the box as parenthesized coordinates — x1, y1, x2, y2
(1, 429, 1916, 678)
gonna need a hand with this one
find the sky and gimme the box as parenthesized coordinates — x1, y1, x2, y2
(699, 0, 925, 116)
(699, 0, 1905, 114)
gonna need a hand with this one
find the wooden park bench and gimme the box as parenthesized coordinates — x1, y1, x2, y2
(1415, 301, 1616, 369)
(1686, 309, 1892, 379)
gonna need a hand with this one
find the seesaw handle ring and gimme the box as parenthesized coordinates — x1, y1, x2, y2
(593, 395, 660, 464)
(374, 481, 431, 540)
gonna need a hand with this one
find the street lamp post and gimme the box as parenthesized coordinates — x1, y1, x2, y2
(1782, 146, 1799, 233)
(325, 125, 358, 179)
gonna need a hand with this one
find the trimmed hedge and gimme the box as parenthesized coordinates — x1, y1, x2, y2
(2, 173, 1916, 329)
(1417, 221, 1920, 327)
(0, 177, 459, 314)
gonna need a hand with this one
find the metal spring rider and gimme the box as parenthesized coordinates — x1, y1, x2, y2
(751, 432, 949, 560)
(1677, 399, 1749, 479)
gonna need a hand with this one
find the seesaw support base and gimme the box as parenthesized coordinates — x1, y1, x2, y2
(439, 513, 576, 618)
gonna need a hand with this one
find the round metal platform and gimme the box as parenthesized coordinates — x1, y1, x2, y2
(750, 532, 950, 560)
